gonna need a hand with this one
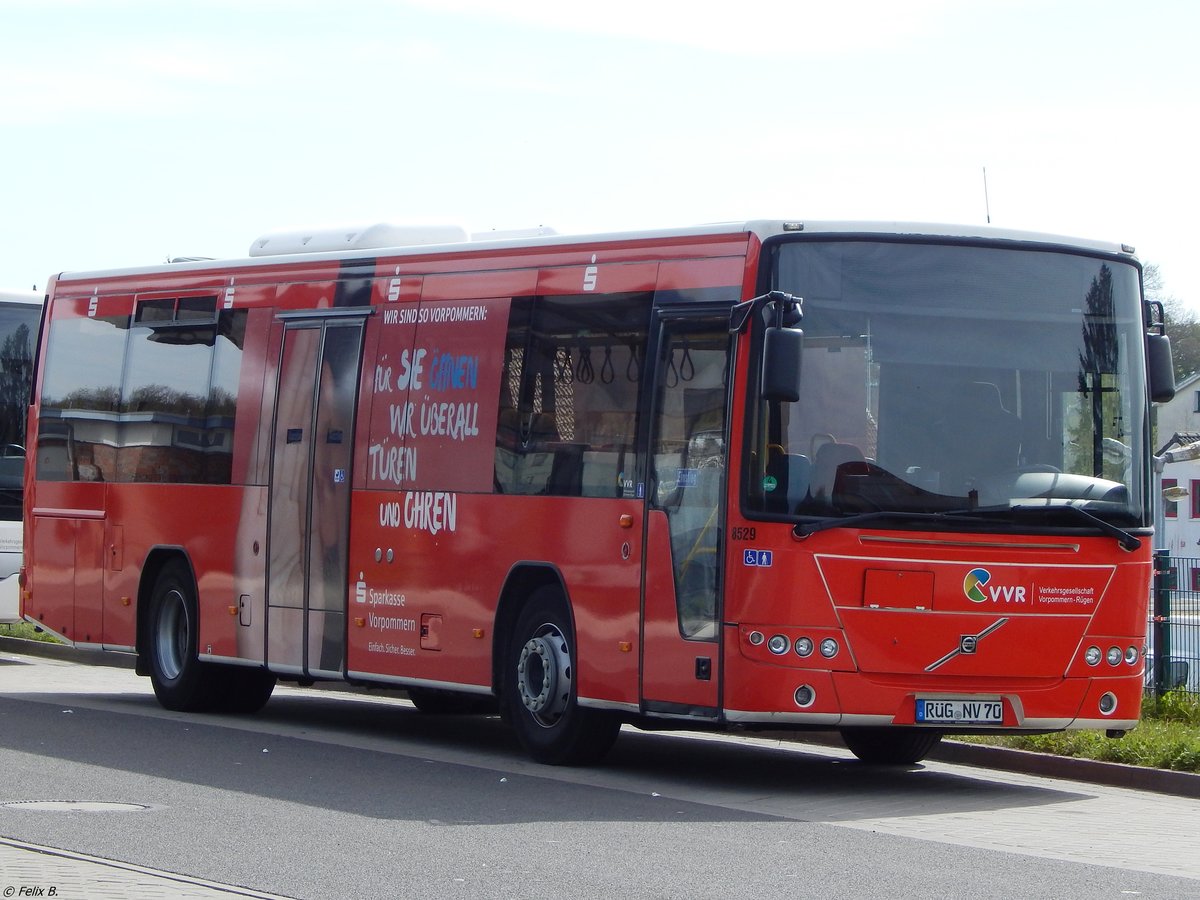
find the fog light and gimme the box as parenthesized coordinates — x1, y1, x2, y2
(794, 684, 816, 708)
(1099, 692, 1118, 715)
(794, 637, 814, 657)
(1124, 646, 1139, 665)
(820, 638, 839, 658)
(1106, 646, 1122, 667)
(1084, 646, 1102, 666)
(768, 634, 790, 655)
(748, 631, 765, 646)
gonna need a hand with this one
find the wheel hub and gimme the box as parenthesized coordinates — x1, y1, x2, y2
(154, 588, 189, 681)
(516, 625, 572, 727)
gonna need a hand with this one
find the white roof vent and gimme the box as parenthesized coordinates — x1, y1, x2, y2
(470, 226, 558, 241)
(249, 223, 469, 257)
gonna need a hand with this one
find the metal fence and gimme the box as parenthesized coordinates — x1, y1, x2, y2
(1151, 551, 1200, 696)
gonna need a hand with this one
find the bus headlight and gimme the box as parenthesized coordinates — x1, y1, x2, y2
(768, 634, 790, 655)
(1084, 646, 1102, 666)
(1106, 646, 1122, 667)
(820, 638, 839, 659)
(1124, 646, 1139, 665)
(794, 637, 814, 658)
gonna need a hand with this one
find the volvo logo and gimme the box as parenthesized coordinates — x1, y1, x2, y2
(925, 618, 1008, 672)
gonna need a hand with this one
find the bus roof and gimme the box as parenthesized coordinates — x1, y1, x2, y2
(50, 219, 1137, 284)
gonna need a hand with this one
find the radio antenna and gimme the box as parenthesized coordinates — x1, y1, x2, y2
(982, 166, 992, 224)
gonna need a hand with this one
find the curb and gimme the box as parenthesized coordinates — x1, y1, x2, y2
(0, 634, 136, 669)
(931, 738, 1200, 799)
(3, 635, 1198, 798)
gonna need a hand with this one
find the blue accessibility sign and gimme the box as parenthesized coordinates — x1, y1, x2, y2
(743, 549, 773, 567)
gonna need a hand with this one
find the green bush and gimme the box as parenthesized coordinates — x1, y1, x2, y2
(959, 692, 1200, 773)
(0, 622, 61, 643)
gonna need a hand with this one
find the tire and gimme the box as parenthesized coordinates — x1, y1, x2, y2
(502, 587, 620, 765)
(407, 687, 496, 715)
(840, 727, 942, 765)
(147, 560, 216, 712)
(210, 666, 277, 714)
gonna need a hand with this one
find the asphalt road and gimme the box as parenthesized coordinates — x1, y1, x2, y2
(1, 649, 1199, 899)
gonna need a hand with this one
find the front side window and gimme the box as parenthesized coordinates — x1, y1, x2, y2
(38, 299, 246, 485)
(747, 240, 1149, 530)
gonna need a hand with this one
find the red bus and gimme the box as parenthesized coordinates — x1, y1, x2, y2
(21, 220, 1175, 765)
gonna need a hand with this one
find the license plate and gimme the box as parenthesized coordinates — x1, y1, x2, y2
(915, 698, 1003, 725)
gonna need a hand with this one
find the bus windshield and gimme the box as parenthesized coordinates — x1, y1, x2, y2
(747, 240, 1148, 529)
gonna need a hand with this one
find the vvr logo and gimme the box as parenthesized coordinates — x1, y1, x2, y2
(963, 567, 1028, 604)
(964, 568, 990, 603)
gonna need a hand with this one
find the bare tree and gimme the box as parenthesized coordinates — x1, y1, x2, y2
(1147, 263, 1200, 381)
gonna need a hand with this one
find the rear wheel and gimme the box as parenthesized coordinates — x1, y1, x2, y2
(840, 727, 942, 765)
(211, 666, 276, 714)
(503, 587, 620, 765)
(147, 560, 215, 712)
(407, 687, 496, 715)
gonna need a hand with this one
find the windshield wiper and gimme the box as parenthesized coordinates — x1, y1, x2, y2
(1009, 503, 1141, 552)
(793, 504, 1142, 551)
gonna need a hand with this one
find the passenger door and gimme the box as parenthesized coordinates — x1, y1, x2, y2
(641, 307, 732, 714)
(266, 311, 367, 679)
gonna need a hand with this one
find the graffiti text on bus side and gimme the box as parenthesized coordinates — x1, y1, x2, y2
(420, 401, 479, 441)
(420, 304, 487, 324)
(428, 352, 478, 391)
(405, 491, 457, 535)
(382, 307, 418, 325)
(390, 403, 417, 438)
(374, 349, 424, 394)
(395, 348, 425, 390)
(368, 443, 417, 485)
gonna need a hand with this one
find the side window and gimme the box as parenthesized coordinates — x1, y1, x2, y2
(36, 299, 246, 485)
(120, 298, 244, 484)
(37, 313, 129, 483)
(496, 293, 652, 497)
(1164, 477, 1178, 519)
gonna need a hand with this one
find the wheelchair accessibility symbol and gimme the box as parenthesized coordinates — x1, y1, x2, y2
(743, 549, 773, 567)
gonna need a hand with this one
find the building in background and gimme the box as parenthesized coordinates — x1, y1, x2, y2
(1156, 372, 1200, 557)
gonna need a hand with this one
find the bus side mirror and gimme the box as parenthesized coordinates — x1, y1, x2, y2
(1147, 333, 1176, 403)
(762, 326, 803, 402)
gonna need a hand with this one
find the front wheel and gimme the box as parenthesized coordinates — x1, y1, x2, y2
(840, 727, 942, 765)
(502, 587, 620, 765)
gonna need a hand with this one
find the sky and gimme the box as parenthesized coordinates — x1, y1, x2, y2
(2, 0, 1198, 308)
